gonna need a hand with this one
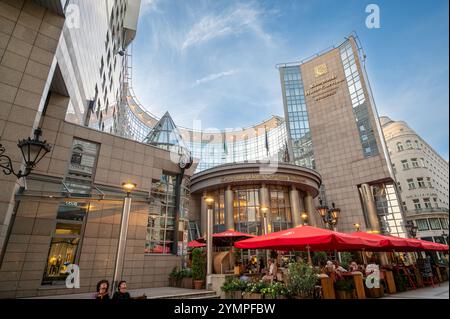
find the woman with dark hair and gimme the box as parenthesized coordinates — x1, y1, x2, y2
(112, 281, 131, 300)
(96, 280, 110, 300)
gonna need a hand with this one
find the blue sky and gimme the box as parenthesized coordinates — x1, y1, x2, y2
(132, 0, 449, 160)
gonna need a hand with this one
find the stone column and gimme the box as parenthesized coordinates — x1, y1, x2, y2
(201, 192, 208, 237)
(359, 184, 381, 232)
(224, 186, 234, 230)
(290, 187, 301, 227)
(259, 184, 271, 233)
(304, 192, 318, 227)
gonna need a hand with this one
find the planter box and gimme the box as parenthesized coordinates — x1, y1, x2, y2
(243, 292, 263, 299)
(181, 277, 193, 289)
(225, 291, 242, 299)
(335, 290, 355, 299)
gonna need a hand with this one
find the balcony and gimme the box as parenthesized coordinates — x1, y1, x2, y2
(408, 207, 449, 214)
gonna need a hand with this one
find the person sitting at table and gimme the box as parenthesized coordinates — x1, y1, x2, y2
(258, 258, 265, 273)
(333, 260, 348, 279)
(349, 261, 362, 272)
(262, 258, 277, 282)
(322, 260, 337, 281)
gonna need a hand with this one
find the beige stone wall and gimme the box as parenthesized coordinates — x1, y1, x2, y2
(0, 91, 194, 298)
(299, 38, 393, 233)
(0, 0, 64, 258)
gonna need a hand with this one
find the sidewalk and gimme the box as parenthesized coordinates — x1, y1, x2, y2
(382, 284, 449, 299)
(30, 287, 217, 299)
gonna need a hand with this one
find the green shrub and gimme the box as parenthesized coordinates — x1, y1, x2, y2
(192, 248, 206, 281)
(286, 262, 318, 298)
(221, 278, 248, 292)
(340, 252, 353, 270)
(260, 282, 289, 298)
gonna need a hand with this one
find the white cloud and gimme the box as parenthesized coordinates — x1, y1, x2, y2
(193, 69, 239, 87)
(181, 3, 270, 51)
(141, 0, 160, 14)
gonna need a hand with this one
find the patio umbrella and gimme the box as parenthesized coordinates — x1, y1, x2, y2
(187, 240, 206, 248)
(197, 229, 255, 247)
(234, 225, 381, 252)
(350, 231, 423, 252)
(407, 238, 449, 252)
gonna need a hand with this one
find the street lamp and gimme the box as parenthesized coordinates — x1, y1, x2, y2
(316, 199, 340, 231)
(353, 223, 361, 232)
(205, 196, 214, 289)
(112, 181, 137, 294)
(316, 199, 341, 262)
(405, 220, 418, 238)
(0, 128, 52, 179)
(301, 212, 309, 226)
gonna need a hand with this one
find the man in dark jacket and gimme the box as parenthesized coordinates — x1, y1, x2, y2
(112, 281, 131, 300)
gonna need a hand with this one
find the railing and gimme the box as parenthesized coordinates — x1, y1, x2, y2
(408, 207, 449, 214)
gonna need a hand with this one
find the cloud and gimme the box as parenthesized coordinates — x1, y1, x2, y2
(181, 3, 270, 51)
(141, 0, 160, 14)
(192, 69, 239, 87)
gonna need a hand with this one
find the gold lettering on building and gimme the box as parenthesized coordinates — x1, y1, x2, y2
(305, 73, 346, 102)
(221, 174, 307, 184)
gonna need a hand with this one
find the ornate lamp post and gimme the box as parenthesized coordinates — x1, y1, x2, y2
(405, 220, 418, 239)
(0, 128, 52, 179)
(316, 199, 340, 231)
(316, 199, 341, 261)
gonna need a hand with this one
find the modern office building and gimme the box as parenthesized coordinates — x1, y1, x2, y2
(380, 116, 449, 244)
(0, 0, 416, 298)
(0, 0, 200, 299)
(119, 35, 406, 237)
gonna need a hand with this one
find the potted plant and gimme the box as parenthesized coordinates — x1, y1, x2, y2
(286, 262, 318, 299)
(221, 278, 247, 299)
(243, 281, 268, 299)
(261, 282, 288, 299)
(192, 248, 206, 289)
(169, 267, 180, 287)
(334, 279, 355, 299)
(180, 268, 193, 289)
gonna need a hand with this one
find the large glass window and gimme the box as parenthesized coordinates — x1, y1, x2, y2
(42, 202, 88, 285)
(145, 173, 178, 254)
(269, 186, 292, 232)
(440, 218, 449, 230)
(416, 219, 429, 231)
(429, 218, 442, 230)
(233, 187, 262, 235)
(372, 183, 405, 237)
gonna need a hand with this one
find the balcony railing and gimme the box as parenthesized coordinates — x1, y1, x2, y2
(408, 207, 449, 214)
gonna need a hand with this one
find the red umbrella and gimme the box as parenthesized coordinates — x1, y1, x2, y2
(407, 238, 449, 251)
(197, 229, 255, 246)
(187, 240, 206, 248)
(350, 231, 423, 252)
(234, 225, 380, 252)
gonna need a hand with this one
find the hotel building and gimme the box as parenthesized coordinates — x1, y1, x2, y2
(0, 0, 412, 298)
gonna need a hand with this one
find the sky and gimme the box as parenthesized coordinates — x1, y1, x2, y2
(132, 0, 449, 160)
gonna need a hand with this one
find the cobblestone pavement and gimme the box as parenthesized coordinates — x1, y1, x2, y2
(382, 283, 449, 299)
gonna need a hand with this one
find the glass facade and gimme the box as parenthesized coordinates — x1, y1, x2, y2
(339, 40, 379, 158)
(279, 66, 315, 169)
(372, 183, 406, 237)
(145, 173, 178, 254)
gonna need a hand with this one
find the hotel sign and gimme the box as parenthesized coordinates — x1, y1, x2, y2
(305, 71, 346, 102)
(221, 174, 307, 184)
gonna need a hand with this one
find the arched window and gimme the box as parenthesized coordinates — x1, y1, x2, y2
(405, 140, 412, 149)
(71, 145, 83, 165)
(397, 142, 404, 152)
(415, 140, 420, 149)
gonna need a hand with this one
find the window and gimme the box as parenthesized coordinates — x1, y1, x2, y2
(413, 199, 421, 210)
(427, 177, 433, 188)
(416, 219, 429, 231)
(397, 142, 404, 152)
(433, 198, 438, 208)
(423, 198, 432, 209)
(415, 140, 420, 149)
(146, 173, 179, 254)
(411, 158, 419, 168)
(417, 177, 426, 188)
(401, 160, 409, 170)
(407, 179, 415, 190)
(402, 201, 407, 212)
(405, 140, 412, 149)
(440, 218, 449, 230)
(397, 181, 402, 192)
(429, 218, 442, 230)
